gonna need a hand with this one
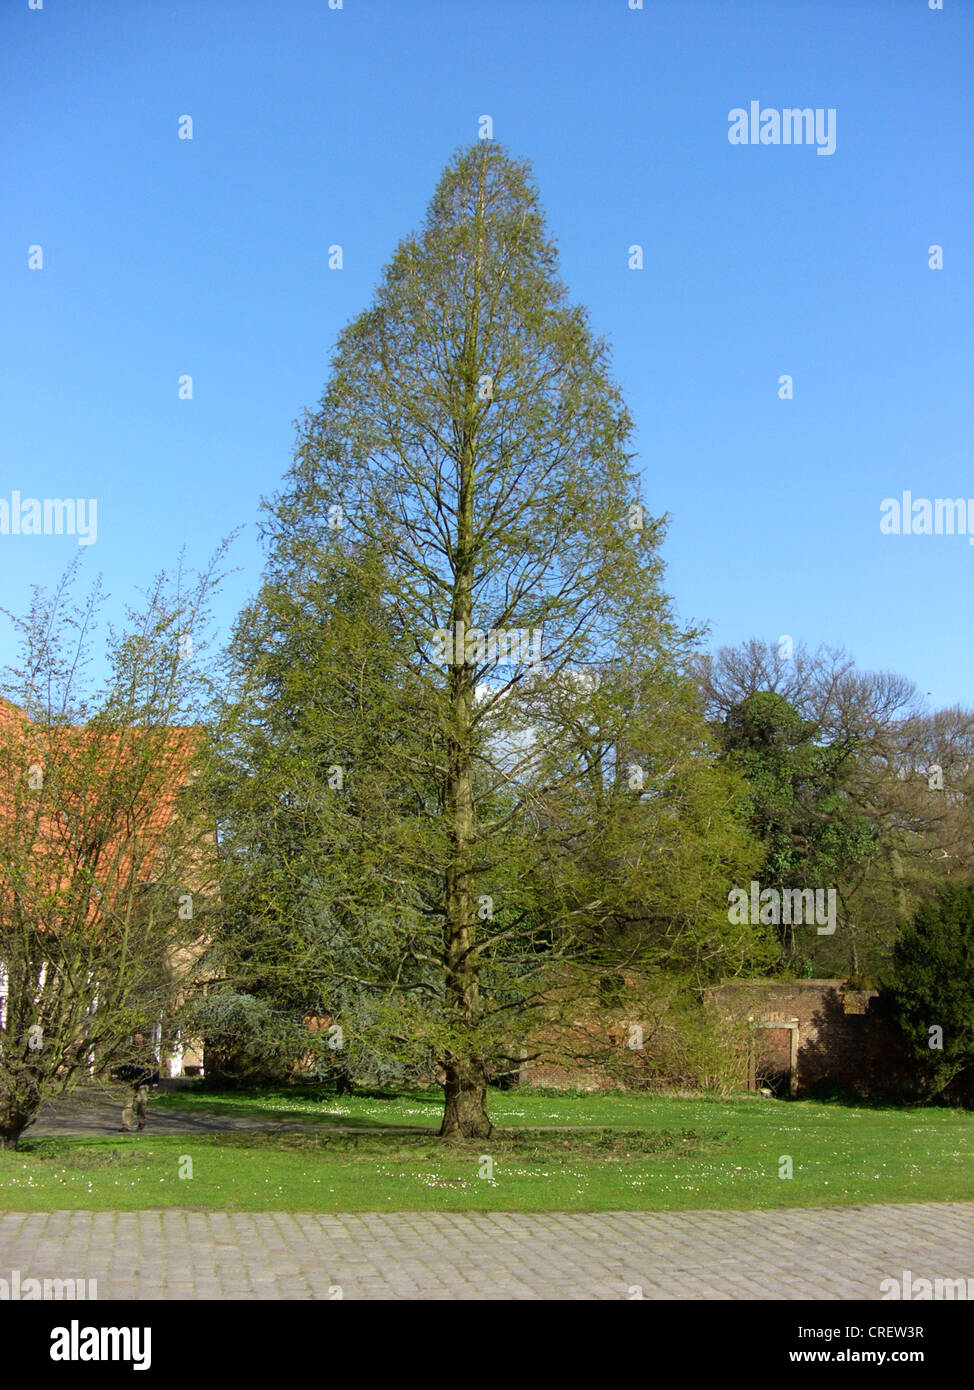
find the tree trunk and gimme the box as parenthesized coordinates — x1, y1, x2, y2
(440, 1062, 492, 1139)
(438, 150, 492, 1144)
(0, 1074, 41, 1150)
(0, 1111, 32, 1150)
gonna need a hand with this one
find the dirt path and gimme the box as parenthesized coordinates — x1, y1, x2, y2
(26, 1089, 427, 1140)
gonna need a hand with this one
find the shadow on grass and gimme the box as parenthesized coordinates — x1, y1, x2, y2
(152, 1099, 439, 1135)
(15, 1125, 733, 1163)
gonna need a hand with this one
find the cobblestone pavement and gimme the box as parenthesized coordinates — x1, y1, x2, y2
(1, 1202, 971, 1299)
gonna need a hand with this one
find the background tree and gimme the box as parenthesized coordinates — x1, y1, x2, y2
(881, 882, 974, 1098)
(698, 639, 974, 976)
(0, 557, 221, 1148)
(717, 689, 875, 970)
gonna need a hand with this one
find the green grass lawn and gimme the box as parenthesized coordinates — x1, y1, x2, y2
(1, 1087, 971, 1213)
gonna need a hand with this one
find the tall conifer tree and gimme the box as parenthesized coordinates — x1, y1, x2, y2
(219, 144, 764, 1136)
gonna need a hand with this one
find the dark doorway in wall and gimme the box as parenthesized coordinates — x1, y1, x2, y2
(750, 1019, 799, 1097)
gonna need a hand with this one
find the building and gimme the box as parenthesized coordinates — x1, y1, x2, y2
(0, 696, 211, 1080)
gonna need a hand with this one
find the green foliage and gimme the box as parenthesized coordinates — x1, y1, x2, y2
(700, 639, 974, 978)
(882, 882, 974, 1094)
(719, 690, 876, 967)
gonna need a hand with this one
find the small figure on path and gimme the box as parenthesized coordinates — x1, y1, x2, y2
(112, 1034, 160, 1132)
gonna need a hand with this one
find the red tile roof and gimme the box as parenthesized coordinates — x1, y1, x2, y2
(0, 698, 202, 925)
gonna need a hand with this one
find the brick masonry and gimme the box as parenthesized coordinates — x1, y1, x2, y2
(708, 979, 937, 1100)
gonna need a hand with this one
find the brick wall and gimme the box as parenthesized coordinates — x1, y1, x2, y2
(707, 979, 923, 1100)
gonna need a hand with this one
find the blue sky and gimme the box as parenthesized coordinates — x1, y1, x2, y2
(2, 0, 971, 710)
